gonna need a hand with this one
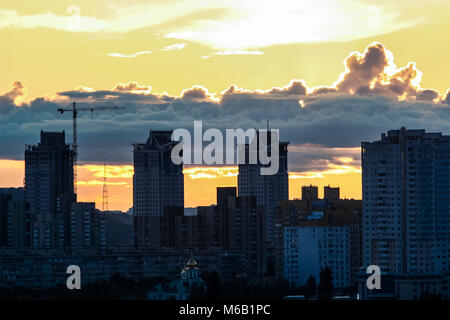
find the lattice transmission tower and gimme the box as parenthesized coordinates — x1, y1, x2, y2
(102, 161, 109, 212)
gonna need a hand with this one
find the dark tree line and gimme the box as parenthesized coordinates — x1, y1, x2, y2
(0, 266, 356, 300)
(188, 267, 340, 301)
(0, 274, 168, 300)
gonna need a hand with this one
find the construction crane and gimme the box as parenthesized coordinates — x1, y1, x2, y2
(58, 102, 124, 193)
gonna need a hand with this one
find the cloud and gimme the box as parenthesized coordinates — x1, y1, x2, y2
(289, 163, 361, 179)
(216, 43, 443, 102)
(2, 84, 449, 174)
(332, 42, 440, 101)
(105, 44, 185, 58)
(215, 49, 263, 56)
(184, 166, 238, 179)
(1, 42, 450, 176)
(416, 89, 439, 102)
(107, 51, 152, 58)
(268, 80, 307, 96)
(0, 9, 107, 33)
(0, 82, 26, 115)
(4, 81, 26, 102)
(311, 86, 337, 95)
(335, 42, 389, 93)
(112, 81, 152, 94)
(0, 1, 434, 49)
(82, 164, 134, 179)
(76, 180, 129, 187)
(219, 80, 307, 99)
(202, 49, 264, 58)
(163, 0, 419, 49)
(288, 144, 361, 173)
(161, 43, 186, 51)
(57, 83, 172, 104)
(444, 90, 450, 105)
(180, 85, 217, 101)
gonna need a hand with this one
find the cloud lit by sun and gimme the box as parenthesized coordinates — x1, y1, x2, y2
(0, 0, 436, 49)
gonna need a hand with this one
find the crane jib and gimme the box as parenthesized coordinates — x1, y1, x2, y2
(57, 102, 124, 194)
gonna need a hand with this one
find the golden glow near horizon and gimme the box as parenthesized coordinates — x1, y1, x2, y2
(0, 160, 362, 211)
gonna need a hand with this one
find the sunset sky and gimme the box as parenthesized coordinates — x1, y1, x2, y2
(1, 0, 450, 211)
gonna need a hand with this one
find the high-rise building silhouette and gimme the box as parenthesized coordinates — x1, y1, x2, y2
(217, 191, 267, 284)
(362, 128, 450, 273)
(69, 202, 106, 250)
(0, 188, 31, 248)
(216, 187, 237, 207)
(142, 187, 267, 284)
(237, 131, 289, 246)
(25, 131, 75, 248)
(133, 130, 184, 247)
(324, 185, 340, 200)
(302, 185, 318, 200)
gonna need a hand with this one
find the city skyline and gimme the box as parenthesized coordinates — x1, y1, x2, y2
(0, 131, 361, 212)
(2, 0, 450, 304)
(0, 126, 363, 212)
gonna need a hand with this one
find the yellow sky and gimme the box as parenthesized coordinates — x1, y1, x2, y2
(0, 1, 448, 210)
(1, 0, 450, 100)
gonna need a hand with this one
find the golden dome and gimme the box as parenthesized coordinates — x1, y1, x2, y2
(182, 252, 198, 271)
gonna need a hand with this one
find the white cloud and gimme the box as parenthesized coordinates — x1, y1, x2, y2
(214, 49, 264, 56)
(164, 0, 417, 49)
(0, 0, 428, 49)
(201, 49, 264, 59)
(107, 51, 152, 58)
(161, 43, 186, 51)
(0, 9, 107, 32)
(105, 43, 186, 59)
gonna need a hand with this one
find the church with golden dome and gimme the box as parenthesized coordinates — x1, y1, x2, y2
(147, 253, 206, 300)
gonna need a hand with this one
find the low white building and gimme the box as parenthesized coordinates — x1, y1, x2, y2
(283, 226, 351, 288)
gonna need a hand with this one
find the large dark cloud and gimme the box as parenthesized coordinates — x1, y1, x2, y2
(1, 84, 449, 173)
(1, 42, 449, 173)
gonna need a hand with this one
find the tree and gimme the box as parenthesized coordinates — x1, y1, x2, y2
(304, 276, 317, 300)
(188, 285, 207, 300)
(203, 272, 221, 300)
(420, 292, 441, 300)
(318, 266, 334, 300)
